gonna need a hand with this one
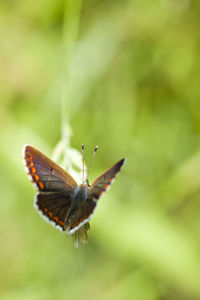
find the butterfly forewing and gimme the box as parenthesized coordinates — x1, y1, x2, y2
(23, 145, 78, 193)
(89, 158, 126, 200)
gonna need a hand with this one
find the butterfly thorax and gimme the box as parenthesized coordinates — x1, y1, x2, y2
(73, 184, 88, 204)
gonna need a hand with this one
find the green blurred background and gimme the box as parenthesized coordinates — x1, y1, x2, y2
(1, 0, 200, 299)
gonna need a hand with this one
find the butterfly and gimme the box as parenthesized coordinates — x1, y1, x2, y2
(23, 144, 126, 238)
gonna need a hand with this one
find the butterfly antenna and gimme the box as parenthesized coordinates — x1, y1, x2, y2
(86, 146, 98, 183)
(82, 144, 85, 184)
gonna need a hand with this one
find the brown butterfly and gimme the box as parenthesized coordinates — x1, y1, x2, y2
(23, 144, 126, 236)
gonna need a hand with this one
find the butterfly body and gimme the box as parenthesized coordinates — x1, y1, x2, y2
(23, 145, 125, 236)
(73, 184, 88, 204)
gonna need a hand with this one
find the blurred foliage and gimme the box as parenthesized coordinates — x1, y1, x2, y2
(1, 0, 200, 299)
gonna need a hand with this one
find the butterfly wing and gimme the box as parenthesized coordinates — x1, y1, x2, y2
(35, 192, 72, 231)
(68, 158, 126, 234)
(89, 158, 126, 200)
(23, 145, 78, 193)
(36, 192, 96, 234)
(66, 197, 97, 234)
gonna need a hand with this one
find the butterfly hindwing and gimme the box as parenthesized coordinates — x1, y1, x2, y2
(66, 198, 97, 234)
(23, 145, 78, 193)
(89, 158, 126, 200)
(35, 193, 96, 234)
(35, 192, 72, 230)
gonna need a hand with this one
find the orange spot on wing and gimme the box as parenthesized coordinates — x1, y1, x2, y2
(32, 167, 36, 174)
(99, 190, 103, 197)
(48, 211, 53, 218)
(59, 220, 64, 226)
(71, 216, 88, 229)
(34, 174, 40, 181)
(44, 208, 48, 212)
(25, 154, 33, 161)
(54, 216, 58, 222)
(38, 181, 44, 190)
(104, 184, 108, 190)
(27, 161, 34, 167)
(71, 221, 79, 228)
